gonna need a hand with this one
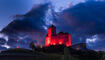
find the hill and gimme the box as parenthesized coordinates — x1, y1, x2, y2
(0, 47, 105, 60)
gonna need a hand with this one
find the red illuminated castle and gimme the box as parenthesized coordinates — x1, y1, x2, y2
(45, 25, 71, 47)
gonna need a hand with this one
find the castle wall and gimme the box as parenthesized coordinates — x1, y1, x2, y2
(45, 25, 71, 47)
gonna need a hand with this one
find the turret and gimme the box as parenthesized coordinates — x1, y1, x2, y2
(48, 25, 56, 37)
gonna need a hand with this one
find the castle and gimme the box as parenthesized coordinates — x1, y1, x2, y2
(45, 25, 71, 47)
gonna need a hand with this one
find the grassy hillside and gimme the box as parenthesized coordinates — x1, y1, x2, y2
(0, 47, 105, 60)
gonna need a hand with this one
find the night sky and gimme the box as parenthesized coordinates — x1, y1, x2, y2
(0, 0, 85, 31)
(0, 0, 105, 51)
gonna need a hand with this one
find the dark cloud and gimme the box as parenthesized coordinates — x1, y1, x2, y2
(58, 1, 105, 35)
(1, 4, 49, 34)
(0, 38, 6, 45)
(55, 1, 105, 51)
(0, 46, 7, 51)
(7, 34, 37, 49)
(0, 4, 49, 49)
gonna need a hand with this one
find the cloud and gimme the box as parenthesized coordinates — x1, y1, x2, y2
(86, 34, 105, 51)
(56, 1, 105, 37)
(1, 4, 49, 33)
(0, 4, 49, 49)
(55, 1, 105, 51)
(58, 1, 105, 34)
(1, 43, 10, 49)
(0, 0, 37, 31)
(0, 33, 10, 50)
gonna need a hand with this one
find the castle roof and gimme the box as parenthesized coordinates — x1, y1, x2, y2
(50, 25, 56, 28)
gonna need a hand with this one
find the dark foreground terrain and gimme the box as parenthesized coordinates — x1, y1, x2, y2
(0, 48, 64, 60)
(0, 46, 105, 60)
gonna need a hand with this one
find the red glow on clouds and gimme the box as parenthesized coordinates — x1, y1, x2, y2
(45, 25, 71, 47)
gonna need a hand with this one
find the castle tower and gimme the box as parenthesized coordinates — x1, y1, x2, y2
(45, 25, 56, 46)
(48, 25, 56, 37)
